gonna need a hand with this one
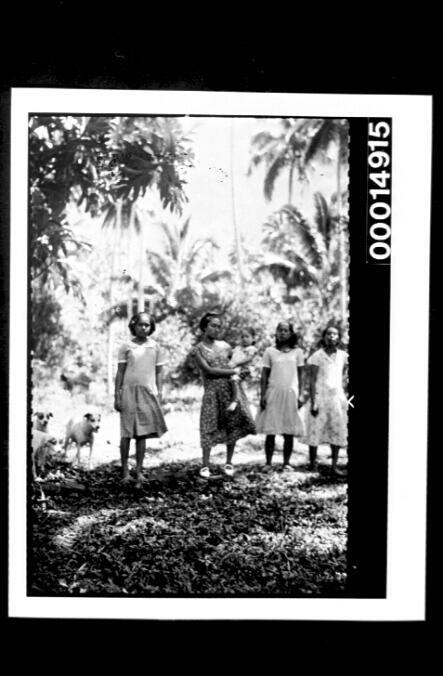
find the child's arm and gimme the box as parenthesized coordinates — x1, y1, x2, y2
(114, 363, 127, 412)
(155, 365, 164, 403)
(260, 367, 271, 410)
(194, 350, 238, 378)
(233, 353, 255, 368)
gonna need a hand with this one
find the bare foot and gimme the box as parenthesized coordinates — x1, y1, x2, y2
(121, 475, 131, 485)
(226, 402, 238, 412)
(135, 476, 145, 489)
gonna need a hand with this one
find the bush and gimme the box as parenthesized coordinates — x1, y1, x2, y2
(153, 315, 197, 386)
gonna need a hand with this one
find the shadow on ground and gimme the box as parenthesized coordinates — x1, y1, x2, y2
(30, 452, 348, 597)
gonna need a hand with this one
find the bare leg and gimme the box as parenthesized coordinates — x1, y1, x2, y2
(75, 443, 81, 467)
(283, 435, 294, 466)
(120, 437, 130, 481)
(226, 442, 235, 465)
(135, 437, 146, 486)
(202, 442, 211, 468)
(88, 442, 94, 470)
(331, 445, 340, 471)
(265, 435, 275, 465)
(309, 446, 318, 471)
(62, 436, 69, 459)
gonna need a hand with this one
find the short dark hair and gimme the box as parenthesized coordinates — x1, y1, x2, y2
(128, 312, 156, 336)
(199, 312, 221, 333)
(319, 325, 342, 347)
(275, 321, 299, 348)
(241, 327, 256, 345)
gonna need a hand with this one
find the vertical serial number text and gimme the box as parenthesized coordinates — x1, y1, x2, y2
(367, 119, 392, 263)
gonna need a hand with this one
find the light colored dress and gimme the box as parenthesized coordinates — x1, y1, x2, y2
(255, 346, 305, 435)
(118, 338, 167, 439)
(306, 348, 348, 447)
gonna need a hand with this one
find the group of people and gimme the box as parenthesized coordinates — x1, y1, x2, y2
(114, 311, 348, 487)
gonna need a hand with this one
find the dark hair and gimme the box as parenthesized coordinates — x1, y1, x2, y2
(318, 325, 342, 348)
(275, 321, 298, 348)
(241, 327, 256, 345)
(199, 312, 221, 333)
(128, 312, 156, 336)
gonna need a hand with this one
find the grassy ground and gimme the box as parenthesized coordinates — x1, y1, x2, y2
(30, 384, 348, 596)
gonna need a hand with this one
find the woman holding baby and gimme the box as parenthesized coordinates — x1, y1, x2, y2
(191, 312, 256, 479)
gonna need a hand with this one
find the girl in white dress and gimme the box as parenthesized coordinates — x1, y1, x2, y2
(114, 312, 167, 488)
(307, 326, 348, 474)
(256, 321, 305, 471)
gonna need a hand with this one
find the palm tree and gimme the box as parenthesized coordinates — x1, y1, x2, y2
(258, 192, 341, 311)
(303, 119, 350, 321)
(248, 118, 309, 204)
(230, 118, 245, 291)
(146, 218, 220, 313)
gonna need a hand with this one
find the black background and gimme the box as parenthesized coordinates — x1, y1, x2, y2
(1, 6, 440, 660)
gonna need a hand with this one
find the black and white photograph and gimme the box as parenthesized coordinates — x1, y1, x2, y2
(8, 90, 431, 620)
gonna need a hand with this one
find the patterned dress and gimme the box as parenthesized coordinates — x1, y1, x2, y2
(255, 346, 305, 435)
(192, 340, 256, 448)
(306, 348, 348, 447)
(117, 338, 168, 439)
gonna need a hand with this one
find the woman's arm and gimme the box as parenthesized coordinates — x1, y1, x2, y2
(309, 364, 319, 415)
(260, 367, 271, 409)
(114, 363, 127, 411)
(297, 365, 305, 407)
(155, 365, 163, 402)
(193, 349, 237, 378)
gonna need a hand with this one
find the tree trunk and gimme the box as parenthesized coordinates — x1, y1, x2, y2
(127, 205, 134, 320)
(230, 119, 245, 292)
(107, 201, 122, 397)
(336, 158, 347, 324)
(137, 204, 146, 312)
(288, 162, 294, 204)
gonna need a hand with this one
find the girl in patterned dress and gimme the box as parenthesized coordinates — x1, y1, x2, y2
(306, 325, 348, 474)
(256, 321, 305, 471)
(114, 312, 167, 488)
(192, 312, 256, 479)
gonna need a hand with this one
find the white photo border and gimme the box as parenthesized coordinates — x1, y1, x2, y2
(9, 89, 432, 620)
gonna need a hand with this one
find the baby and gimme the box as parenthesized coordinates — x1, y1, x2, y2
(227, 329, 257, 412)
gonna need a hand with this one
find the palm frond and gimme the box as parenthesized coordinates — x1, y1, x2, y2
(304, 120, 338, 164)
(313, 192, 335, 251)
(179, 216, 191, 242)
(264, 154, 287, 201)
(200, 269, 233, 283)
(279, 204, 328, 269)
(157, 221, 180, 260)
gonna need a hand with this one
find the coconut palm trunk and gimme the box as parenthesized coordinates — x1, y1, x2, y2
(230, 119, 245, 292)
(336, 159, 347, 323)
(137, 216, 145, 312)
(107, 200, 122, 397)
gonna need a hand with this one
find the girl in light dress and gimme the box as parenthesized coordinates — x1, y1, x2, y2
(114, 312, 167, 488)
(256, 321, 305, 471)
(306, 325, 348, 475)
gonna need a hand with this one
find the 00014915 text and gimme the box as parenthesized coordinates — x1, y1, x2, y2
(367, 119, 392, 263)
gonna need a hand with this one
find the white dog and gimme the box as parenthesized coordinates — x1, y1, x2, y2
(63, 413, 101, 469)
(32, 429, 58, 481)
(33, 411, 54, 432)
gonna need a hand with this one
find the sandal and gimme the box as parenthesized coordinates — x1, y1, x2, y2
(199, 467, 210, 479)
(224, 464, 234, 477)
